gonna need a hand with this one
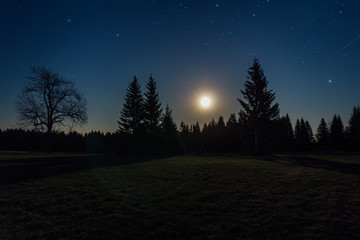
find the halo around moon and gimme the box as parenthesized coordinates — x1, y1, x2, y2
(201, 97, 211, 108)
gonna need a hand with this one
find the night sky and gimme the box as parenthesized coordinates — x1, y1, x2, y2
(1, 0, 360, 133)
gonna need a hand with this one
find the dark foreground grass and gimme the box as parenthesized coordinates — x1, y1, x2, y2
(1, 152, 360, 239)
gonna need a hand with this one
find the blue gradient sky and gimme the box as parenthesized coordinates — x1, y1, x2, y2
(1, 0, 359, 133)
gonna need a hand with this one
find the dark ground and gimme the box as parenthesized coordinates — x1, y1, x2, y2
(1, 151, 360, 239)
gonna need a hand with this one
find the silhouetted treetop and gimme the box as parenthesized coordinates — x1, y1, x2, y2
(316, 118, 329, 145)
(217, 116, 225, 129)
(329, 114, 345, 150)
(295, 118, 314, 150)
(193, 122, 201, 134)
(162, 105, 177, 135)
(283, 114, 295, 141)
(226, 113, 238, 128)
(118, 76, 144, 134)
(144, 74, 163, 132)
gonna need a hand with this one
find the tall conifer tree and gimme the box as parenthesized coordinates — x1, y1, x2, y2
(162, 105, 177, 136)
(316, 118, 329, 147)
(329, 114, 345, 150)
(295, 118, 313, 149)
(238, 58, 279, 153)
(284, 114, 294, 141)
(305, 120, 314, 144)
(144, 74, 162, 132)
(118, 76, 144, 134)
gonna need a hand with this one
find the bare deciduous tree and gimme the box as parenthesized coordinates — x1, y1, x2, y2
(16, 66, 88, 134)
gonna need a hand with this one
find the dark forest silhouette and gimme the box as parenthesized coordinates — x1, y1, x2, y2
(4, 60, 360, 154)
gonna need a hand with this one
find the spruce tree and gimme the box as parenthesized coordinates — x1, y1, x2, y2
(316, 118, 329, 148)
(217, 116, 225, 129)
(284, 114, 295, 142)
(162, 105, 177, 136)
(304, 120, 314, 144)
(347, 106, 360, 150)
(118, 76, 144, 134)
(238, 58, 279, 153)
(329, 114, 345, 150)
(295, 118, 313, 150)
(144, 74, 163, 132)
(193, 122, 201, 135)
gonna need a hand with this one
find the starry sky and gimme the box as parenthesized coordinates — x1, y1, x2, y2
(1, 0, 360, 133)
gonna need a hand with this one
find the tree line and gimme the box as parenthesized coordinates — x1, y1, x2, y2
(5, 59, 360, 154)
(2, 107, 360, 153)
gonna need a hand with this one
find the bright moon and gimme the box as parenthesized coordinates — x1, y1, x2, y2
(201, 97, 211, 107)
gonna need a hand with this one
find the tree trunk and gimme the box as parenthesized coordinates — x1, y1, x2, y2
(45, 125, 52, 152)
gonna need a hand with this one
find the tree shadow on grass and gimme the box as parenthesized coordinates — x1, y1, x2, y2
(264, 153, 360, 175)
(0, 154, 165, 185)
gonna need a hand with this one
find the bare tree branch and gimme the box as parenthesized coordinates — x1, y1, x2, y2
(15, 66, 88, 134)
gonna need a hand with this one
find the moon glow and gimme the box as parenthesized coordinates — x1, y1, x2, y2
(201, 97, 211, 107)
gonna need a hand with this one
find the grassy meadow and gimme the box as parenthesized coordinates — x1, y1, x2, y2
(1, 151, 360, 239)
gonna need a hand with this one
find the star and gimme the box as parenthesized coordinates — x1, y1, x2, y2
(328, 79, 332, 83)
(215, 4, 219, 8)
(67, 19, 71, 23)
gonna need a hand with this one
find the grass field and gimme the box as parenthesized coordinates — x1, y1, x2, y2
(1, 151, 360, 239)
